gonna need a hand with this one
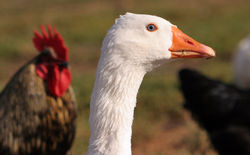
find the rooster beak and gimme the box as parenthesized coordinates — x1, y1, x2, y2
(169, 26, 215, 59)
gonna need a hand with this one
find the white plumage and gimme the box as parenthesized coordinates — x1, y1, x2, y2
(88, 13, 215, 155)
(233, 35, 250, 89)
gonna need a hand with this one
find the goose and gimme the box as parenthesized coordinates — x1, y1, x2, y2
(233, 35, 250, 89)
(88, 13, 215, 155)
(179, 68, 250, 155)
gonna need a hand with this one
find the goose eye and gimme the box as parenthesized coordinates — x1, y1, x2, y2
(146, 24, 158, 32)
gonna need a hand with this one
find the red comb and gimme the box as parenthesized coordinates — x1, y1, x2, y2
(33, 25, 69, 61)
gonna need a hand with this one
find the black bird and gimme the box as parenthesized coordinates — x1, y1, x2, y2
(179, 68, 250, 155)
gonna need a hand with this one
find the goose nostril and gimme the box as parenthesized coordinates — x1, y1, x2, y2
(186, 40, 194, 46)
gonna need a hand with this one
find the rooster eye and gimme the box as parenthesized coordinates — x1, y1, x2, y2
(146, 24, 158, 32)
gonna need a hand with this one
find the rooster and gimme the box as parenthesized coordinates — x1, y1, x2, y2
(0, 26, 77, 155)
(179, 68, 250, 155)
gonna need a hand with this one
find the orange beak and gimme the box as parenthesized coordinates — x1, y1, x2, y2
(169, 26, 215, 59)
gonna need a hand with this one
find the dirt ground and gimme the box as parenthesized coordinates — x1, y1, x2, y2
(133, 112, 218, 155)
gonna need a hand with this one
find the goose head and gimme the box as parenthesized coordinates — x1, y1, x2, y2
(101, 12, 215, 72)
(89, 13, 216, 155)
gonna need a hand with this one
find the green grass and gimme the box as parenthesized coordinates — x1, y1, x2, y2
(0, 0, 250, 154)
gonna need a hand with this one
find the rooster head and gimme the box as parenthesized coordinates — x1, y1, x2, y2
(33, 25, 71, 97)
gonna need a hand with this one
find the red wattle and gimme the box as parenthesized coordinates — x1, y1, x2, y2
(48, 65, 72, 97)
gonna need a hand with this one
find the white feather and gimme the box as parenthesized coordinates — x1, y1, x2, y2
(88, 13, 174, 155)
(233, 35, 250, 89)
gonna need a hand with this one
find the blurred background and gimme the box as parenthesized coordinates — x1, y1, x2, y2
(0, 0, 250, 154)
